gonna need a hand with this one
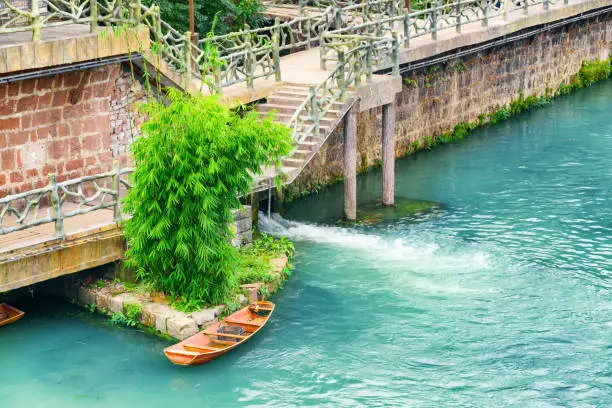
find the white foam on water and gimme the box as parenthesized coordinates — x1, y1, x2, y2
(259, 213, 495, 295)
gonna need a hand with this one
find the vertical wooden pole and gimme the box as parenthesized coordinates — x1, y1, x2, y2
(343, 103, 359, 221)
(189, 0, 195, 34)
(382, 103, 396, 207)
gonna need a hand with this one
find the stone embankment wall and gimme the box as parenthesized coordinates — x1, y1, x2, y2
(0, 63, 144, 197)
(65, 254, 288, 340)
(292, 13, 612, 191)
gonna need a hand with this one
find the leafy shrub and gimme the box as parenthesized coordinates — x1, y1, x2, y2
(110, 312, 137, 327)
(123, 91, 293, 306)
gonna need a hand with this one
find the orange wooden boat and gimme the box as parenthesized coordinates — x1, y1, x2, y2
(164, 300, 275, 366)
(0, 303, 24, 327)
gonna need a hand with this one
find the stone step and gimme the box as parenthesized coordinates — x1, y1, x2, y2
(282, 157, 305, 168)
(266, 96, 308, 107)
(256, 104, 299, 115)
(292, 148, 313, 159)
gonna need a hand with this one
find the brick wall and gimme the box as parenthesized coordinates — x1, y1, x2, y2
(292, 14, 612, 191)
(0, 63, 142, 198)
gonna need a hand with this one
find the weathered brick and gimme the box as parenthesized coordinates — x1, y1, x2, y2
(36, 76, 56, 92)
(37, 92, 53, 109)
(48, 140, 69, 160)
(65, 158, 84, 172)
(0, 174, 6, 186)
(7, 132, 28, 146)
(68, 137, 81, 156)
(9, 171, 23, 183)
(0, 100, 15, 115)
(26, 168, 38, 178)
(0, 117, 19, 131)
(52, 90, 69, 107)
(63, 72, 82, 88)
(20, 79, 36, 95)
(83, 135, 101, 151)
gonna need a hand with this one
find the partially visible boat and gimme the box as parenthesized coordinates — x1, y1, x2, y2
(0, 303, 24, 327)
(164, 301, 275, 366)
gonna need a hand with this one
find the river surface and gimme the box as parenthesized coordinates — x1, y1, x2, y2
(2, 81, 612, 407)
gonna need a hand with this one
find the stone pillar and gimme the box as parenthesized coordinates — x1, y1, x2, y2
(382, 103, 396, 206)
(343, 103, 359, 220)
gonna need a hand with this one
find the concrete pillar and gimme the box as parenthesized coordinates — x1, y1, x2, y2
(343, 103, 359, 220)
(382, 103, 396, 206)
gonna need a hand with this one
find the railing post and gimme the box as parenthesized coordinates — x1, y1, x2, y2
(273, 18, 281, 81)
(564, 0, 568, 5)
(112, 161, 122, 222)
(456, 0, 462, 33)
(503, 0, 509, 20)
(366, 45, 373, 82)
(90, 0, 98, 33)
(431, 1, 438, 40)
(543, 0, 549, 10)
(244, 25, 254, 89)
(392, 33, 399, 77)
(524, 0, 528, 15)
(403, 9, 410, 48)
(49, 174, 65, 240)
(335, 7, 343, 28)
(31, 0, 40, 42)
(305, 13, 312, 50)
(338, 50, 346, 101)
(183, 32, 192, 91)
(481, 0, 488, 26)
(299, 0, 305, 16)
(320, 33, 327, 70)
(309, 86, 319, 136)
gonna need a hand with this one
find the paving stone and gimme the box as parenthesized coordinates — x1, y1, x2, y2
(190, 309, 217, 326)
(167, 316, 198, 340)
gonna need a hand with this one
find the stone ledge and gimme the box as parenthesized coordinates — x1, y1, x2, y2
(72, 254, 290, 340)
(0, 24, 150, 74)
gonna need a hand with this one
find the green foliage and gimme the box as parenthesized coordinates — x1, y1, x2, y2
(410, 140, 420, 152)
(86, 303, 97, 314)
(423, 135, 434, 150)
(95, 279, 105, 288)
(236, 234, 293, 285)
(142, 0, 265, 37)
(123, 90, 293, 306)
(110, 312, 138, 327)
(124, 303, 142, 323)
(403, 77, 417, 88)
(450, 61, 467, 73)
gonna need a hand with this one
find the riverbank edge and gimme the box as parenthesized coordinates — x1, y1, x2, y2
(283, 57, 612, 202)
(64, 253, 292, 341)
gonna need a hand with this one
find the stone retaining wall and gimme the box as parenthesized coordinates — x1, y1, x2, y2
(66, 254, 288, 340)
(291, 12, 612, 192)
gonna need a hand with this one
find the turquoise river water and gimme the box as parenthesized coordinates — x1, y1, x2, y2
(2, 80, 612, 407)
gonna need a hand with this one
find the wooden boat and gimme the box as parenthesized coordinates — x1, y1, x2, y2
(164, 300, 275, 366)
(0, 303, 24, 327)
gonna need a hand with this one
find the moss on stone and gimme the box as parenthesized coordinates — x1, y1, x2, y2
(336, 197, 443, 226)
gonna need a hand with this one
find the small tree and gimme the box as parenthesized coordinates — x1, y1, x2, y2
(123, 90, 293, 305)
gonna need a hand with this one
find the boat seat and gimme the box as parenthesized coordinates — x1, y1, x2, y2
(224, 318, 263, 327)
(165, 349, 200, 356)
(183, 344, 224, 352)
(203, 328, 247, 339)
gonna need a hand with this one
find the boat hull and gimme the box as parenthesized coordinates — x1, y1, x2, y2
(0, 303, 24, 328)
(164, 301, 275, 366)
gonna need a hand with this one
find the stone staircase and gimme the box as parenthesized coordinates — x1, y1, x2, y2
(252, 83, 357, 193)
